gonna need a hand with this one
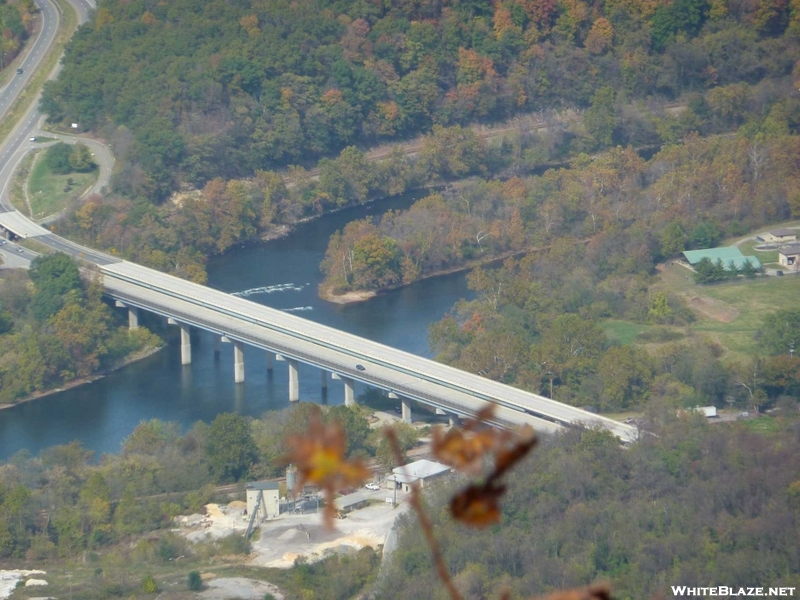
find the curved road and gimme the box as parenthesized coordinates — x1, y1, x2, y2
(0, 0, 106, 218)
(0, 0, 59, 121)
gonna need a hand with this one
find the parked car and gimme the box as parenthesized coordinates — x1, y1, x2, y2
(29, 137, 36, 142)
(365, 483, 380, 491)
(776, 270, 784, 276)
(394, 406, 402, 414)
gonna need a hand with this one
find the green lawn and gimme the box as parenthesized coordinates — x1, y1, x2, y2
(659, 263, 800, 359)
(737, 238, 779, 264)
(27, 155, 97, 219)
(601, 320, 652, 345)
(603, 263, 800, 360)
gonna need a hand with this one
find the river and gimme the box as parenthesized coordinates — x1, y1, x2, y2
(0, 191, 474, 460)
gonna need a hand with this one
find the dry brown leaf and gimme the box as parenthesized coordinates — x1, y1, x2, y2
(284, 411, 369, 528)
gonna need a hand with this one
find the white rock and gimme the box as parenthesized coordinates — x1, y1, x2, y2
(25, 579, 48, 587)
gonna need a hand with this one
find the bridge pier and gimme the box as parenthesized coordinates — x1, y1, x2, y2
(213, 335, 221, 360)
(128, 307, 139, 330)
(180, 324, 191, 365)
(114, 301, 139, 330)
(266, 352, 273, 372)
(167, 318, 191, 364)
(234, 341, 245, 383)
(401, 398, 412, 424)
(449, 414, 459, 428)
(288, 359, 299, 402)
(321, 370, 327, 390)
(343, 377, 355, 407)
(276, 355, 299, 401)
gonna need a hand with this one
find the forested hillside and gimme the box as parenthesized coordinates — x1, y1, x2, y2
(40, 0, 800, 199)
(378, 419, 800, 599)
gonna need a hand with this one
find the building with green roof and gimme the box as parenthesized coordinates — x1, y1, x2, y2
(682, 247, 761, 271)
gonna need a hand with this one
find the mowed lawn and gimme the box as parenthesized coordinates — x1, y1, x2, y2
(650, 263, 800, 359)
(601, 320, 651, 345)
(27, 155, 97, 218)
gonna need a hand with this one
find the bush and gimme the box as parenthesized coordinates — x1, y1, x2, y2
(216, 532, 250, 555)
(187, 571, 202, 591)
(45, 142, 73, 174)
(140, 574, 158, 594)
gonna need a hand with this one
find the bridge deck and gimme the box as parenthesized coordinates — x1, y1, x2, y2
(100, 260, 638, 443)
(0, 210, 51, 238)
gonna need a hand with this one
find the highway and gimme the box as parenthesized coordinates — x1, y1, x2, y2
(0, 0, 59, 122)
(0, 0, 638, 443)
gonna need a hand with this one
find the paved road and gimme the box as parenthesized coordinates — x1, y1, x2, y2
(0, 0, 109, 222)
(0, 0, 59, 123)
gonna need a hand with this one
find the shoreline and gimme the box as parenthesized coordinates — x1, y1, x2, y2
(318, 245, 551, 305)
(0, 343, 164, 411)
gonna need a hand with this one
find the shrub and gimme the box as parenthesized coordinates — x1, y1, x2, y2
(140, 574, 158, 594)
(187, 571, 202, 591)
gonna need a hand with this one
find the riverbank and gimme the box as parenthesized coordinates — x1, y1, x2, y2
(0, 342, 164, 412)
(318, 239, 594, 304)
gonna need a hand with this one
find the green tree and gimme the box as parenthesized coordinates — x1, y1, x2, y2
(660, 221, 687, 257)
(29, 253, 83, 321)
(205, 413, 257, 482)
(598, 346, 655, 409)
(759, 309, 800, 355)
(583, 87, 616, 149)
(45, 142, 73, 174)
(326, 406, 371, 457)
(68, 144, 95, 172)
(187, 571, 202, 591)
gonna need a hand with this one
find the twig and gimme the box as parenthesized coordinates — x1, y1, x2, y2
(385, 427, 463, 600)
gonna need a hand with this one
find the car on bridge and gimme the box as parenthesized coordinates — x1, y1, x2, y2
(356, 364, 365, 371)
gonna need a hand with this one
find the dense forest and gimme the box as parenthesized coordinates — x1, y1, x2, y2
(320, 125, 800, 294)
(0, 254, 160, 402)
(40, 0, 800, 199)
(379, 417, 800, 599)
(0, 0, 34, 69)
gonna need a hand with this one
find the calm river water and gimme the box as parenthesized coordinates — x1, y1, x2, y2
(0, 192, 474, 460)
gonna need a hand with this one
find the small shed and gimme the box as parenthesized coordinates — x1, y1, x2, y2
(246, 481, 280, 523)
(778, 244, 800, 268)
(757, 228, 797, 244)
(334, 490, 372, 514)
(386, 459, 452, 493)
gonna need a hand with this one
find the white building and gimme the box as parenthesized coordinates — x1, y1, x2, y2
(386, 459, 452, 493)
(758, 229, 797, 244)
(246, 481, 280, 523)
(778, 244, 800, 268)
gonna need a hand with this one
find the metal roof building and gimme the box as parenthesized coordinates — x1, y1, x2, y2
(387, 459, 453, 492)
(682, 247, 761, 270)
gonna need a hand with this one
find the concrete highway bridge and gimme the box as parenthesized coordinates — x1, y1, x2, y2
(0, 209, 638, 443)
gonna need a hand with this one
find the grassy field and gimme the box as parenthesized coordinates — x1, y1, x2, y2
(26, 154, 97, 218)
(601, 320, 652, 345)
(8, 151, 37, 215)
(611, 262, 800, 361)
(737, 238, 779, 265)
